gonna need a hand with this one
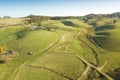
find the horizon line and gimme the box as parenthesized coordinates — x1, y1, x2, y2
(0, 12, 120, 18)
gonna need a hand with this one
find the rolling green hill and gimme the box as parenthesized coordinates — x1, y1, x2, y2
(0, 26, 59, 80)
(91, 22, 120, 52)
(0, 18, 120, 80)
(90, 20, 120, 74)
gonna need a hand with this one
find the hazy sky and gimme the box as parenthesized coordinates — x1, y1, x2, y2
(0, 0, 120, 17)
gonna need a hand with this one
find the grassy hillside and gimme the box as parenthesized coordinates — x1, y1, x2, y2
(91, 22, 120, 52)
(90, 21, 120, 73)
(41, 19, 90, 32)
(0, 18, 119, 80)
(41, 20, 77, 31)
(0, 26, 58, 80)
(87, 18, 119, 27)
(61, 19, 90, 28)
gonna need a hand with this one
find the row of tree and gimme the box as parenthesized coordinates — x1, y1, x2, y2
(0, 16, 11, 19)
(26, 12, 120, 25)
(51, 16, 81, 20)
(25, 15, 82, 25)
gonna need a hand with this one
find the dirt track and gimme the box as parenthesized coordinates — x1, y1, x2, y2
(26, 32, 113, 80)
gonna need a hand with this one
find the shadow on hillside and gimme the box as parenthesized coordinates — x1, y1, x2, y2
(0, 60, 4, 64)
(95, 32, 110, 36)
(91, 35, 120, 52)
(107, 67, 120, 80)
(95, 25, 115, 31)
(62, 21, 74, 26)
(91, 36, 108, 48)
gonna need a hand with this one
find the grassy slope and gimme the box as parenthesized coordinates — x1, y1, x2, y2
(92, 22, 120, 51)
(61, 19, 90, 28)
(4, 19, 86, 80)
(0, 27, 58, 80)
(16, 20, 106, 80)
(87, 18, 119, 27)
(41, 20, 77, 32)
(41, 19, 90, 32)
(90, 21, 120, 72)
(0, 18, 119, 80)
(0, 27, 58, 53)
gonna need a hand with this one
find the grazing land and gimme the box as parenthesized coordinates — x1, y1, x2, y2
(0, 13, 120, 80)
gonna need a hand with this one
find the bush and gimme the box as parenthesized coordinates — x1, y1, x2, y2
(107, 67, 120, 80)
(16, 27, 30, 39)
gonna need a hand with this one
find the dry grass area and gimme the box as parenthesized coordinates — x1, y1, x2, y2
(0, 18, 29, 27)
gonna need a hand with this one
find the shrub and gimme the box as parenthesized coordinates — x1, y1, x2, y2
(16, 27, 30, 39)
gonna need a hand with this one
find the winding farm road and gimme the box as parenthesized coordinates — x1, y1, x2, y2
(52, 33, 113, 80)
(25, 31, 113, 80)
(53, 33, 113, 80)
(76, 33, 113, 80)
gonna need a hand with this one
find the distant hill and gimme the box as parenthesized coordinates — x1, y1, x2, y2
(82, 12, 120, 22)
(108, 12, 120, 18)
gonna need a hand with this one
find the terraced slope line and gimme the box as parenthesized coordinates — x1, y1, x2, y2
(27, 64, 74, 80)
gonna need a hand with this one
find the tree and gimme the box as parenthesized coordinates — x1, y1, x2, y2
(26, 15, 50, 25)
(16, 27, 30, 39)
(3, 16, 11, 19)
(107, 68, 120, 80)
(113, 20, 117, 23)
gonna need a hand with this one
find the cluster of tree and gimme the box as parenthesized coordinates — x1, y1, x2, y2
(86, 69, 106, 80)
(16, 27, 30, 39)
(0, 16, 11, 19)
(3, 16, 11, 19)
(51, 16, 81, 20)
(26, 15, 82, 24)
(108, 12, 120, 18)
(107, 67, 120, 80)
(15, 25, 52, 38)
(26, 15, 50, 25)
